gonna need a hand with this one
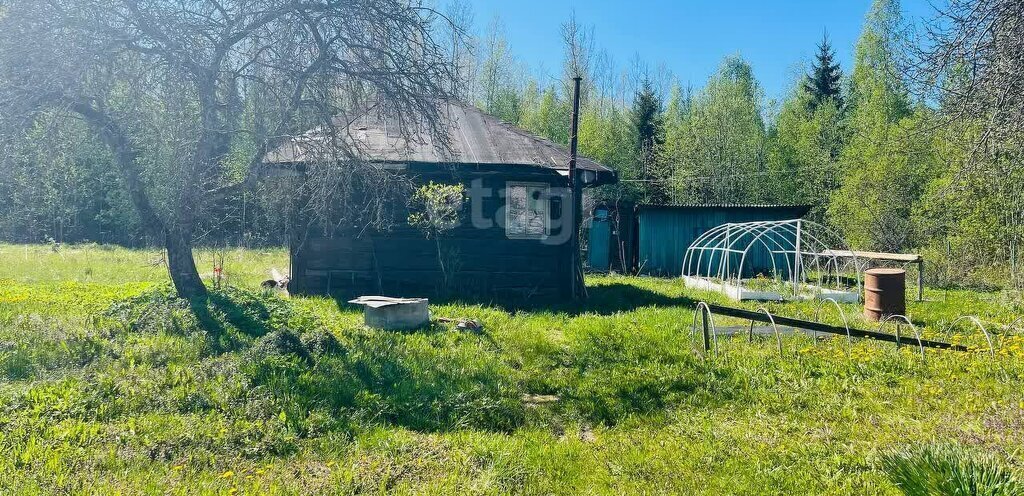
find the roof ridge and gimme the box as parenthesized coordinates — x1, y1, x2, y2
(264, 100, 614, 178)
(459, 103, 602, 166)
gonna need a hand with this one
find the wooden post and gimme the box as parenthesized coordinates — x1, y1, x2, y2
(917, 260, 924, 302)
(723, 224, 731, 284)
(793, 219, 802, 296)
(702, 307, 711, 353)
(568, 76, 584, 300)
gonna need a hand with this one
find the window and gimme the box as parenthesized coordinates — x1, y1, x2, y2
(505, 182, 549, 238)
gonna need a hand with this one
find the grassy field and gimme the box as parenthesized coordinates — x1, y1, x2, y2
(1, 243, 1023, 494)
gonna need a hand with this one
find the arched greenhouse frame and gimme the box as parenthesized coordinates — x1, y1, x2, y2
(681, 219, 864, 302)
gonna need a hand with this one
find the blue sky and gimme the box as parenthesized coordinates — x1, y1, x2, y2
(463, 0, 937, 101)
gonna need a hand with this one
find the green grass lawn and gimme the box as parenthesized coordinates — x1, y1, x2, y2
(1, 243, 1023, 494)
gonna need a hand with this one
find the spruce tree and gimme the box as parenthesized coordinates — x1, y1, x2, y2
(804, 33, 844, 111)
(630, 79, 667, 203)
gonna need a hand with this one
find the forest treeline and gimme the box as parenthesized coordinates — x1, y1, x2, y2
(0, 0, 1020, 288)
(455, 0, 1022, 288)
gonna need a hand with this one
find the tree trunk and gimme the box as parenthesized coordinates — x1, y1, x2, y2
(165, 228, 207, 299)
(73, 101, 209, 298)
(435, 237, 447, 294)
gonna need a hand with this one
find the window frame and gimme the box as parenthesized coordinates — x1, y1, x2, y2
(504, 181, 551, 239)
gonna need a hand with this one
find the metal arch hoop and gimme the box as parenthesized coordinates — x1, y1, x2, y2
(813, 297, 853, 351)
(682, 219, 864, 301)
(691, 302, 719, 356)
(734, 221, 801, 294)
(1004, 316, 1024, 334)
(759, 220, 865, 298)
(940, 316, 995, 356)
(746, 306, 784, 357)
(685, 220, 796, 281)
(878, 314, 926, 361)
(684, 221, 796, 290)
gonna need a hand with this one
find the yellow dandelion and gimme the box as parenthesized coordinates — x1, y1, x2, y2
(220, 470, 234, 479)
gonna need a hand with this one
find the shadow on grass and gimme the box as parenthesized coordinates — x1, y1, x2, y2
(102, 285, 717, 436)
(186, 289, 278, 353)
(328, 282, 698, 317)
(244, 325, 527, 434)
(160, 289, 521, 434)
(153, 285, 732, 435)
(567, 283, 698, 315)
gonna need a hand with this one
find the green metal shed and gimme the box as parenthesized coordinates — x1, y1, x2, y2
(636, 204, 811, 277)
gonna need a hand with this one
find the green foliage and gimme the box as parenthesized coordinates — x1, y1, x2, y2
(824, 0, 913, 249)
(0, 110, 289, 246)
(526, 85, 571, 145)
(828, 0, 938, 252)
(300, 328, 343, 357)
(461, 3, 1021, 288)
(804, 33, 844, 111)
(846, 0, 909, 117)
(666, 55, 773, 203)
(581, 105, 638, 201)
(246, 328, 313, 364)
(769, 86, 846, 218)
(630, 80, 665, 156)
(914, 124, 1024, 288)
(881, 444, 1024, 496)
(829, 111, 937, 252)
(407, 181, 468, 293)
(629, 79, 668, 203)
(0, 115, 141, 244)
(3, 2, 1022, 289)
(478, 17, 525, 124)
(407, 182, 467, 238)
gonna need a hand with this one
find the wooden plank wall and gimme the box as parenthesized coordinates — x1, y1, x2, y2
(290, 169, 572, 301)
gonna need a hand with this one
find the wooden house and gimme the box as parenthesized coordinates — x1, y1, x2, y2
(265, 102, 616, 301)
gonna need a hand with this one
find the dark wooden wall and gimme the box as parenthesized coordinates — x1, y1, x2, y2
(289, 165, 572, 302)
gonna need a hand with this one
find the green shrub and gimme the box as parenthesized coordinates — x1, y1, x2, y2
(246, 328, 312, 364)
(104, 286, 193, 335)
(881, 443, 1024, 496)
(301, 329, 344, 357)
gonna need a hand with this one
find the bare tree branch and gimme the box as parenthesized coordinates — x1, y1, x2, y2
(0, 0, 462, 297)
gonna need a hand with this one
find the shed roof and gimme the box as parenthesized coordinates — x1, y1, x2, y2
(637, 203, 813, 215)
(637, 203, 813, 209)
(264, 101, 616, 185)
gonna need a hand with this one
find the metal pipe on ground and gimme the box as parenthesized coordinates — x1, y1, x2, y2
(706, 304, 967, 352)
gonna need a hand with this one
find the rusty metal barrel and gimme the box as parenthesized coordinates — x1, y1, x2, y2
(863, 268, 906, 321)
